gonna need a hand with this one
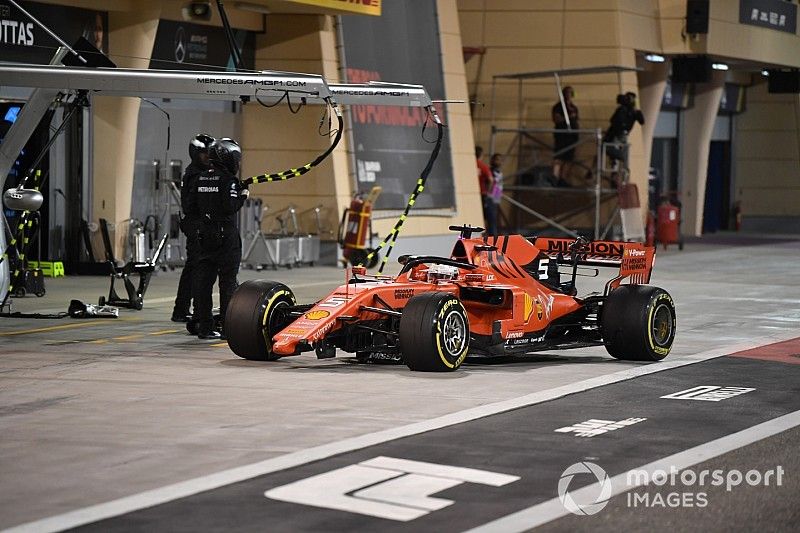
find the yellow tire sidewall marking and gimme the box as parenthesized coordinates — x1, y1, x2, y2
(435, 298, 468, 369)
(262, 289, 295, 349)
(647, 293, 674, 356)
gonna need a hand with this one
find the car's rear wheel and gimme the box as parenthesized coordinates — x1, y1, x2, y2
(601, 285, 676, 361)
(399, 292, 470, 372)
(226, 280, 296, 361)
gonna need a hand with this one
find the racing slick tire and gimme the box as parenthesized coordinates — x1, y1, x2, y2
(226, 280, 296, 361)
(601, 285, 676, 361)
(399, 292, 470, 372)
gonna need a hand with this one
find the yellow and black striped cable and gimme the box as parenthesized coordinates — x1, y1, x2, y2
(363, 110, 445, 273)
(2, 171, 41, 302)
(241, 100, 343, 187)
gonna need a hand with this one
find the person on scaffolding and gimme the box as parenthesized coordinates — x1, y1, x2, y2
(489, 153, 504, 235)
(475, 145, 496, 236)
(603, 91, 644, 186)
(551, 86, 579, 186)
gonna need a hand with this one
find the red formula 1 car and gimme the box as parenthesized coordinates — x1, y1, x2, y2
(225, 226, 676, 371)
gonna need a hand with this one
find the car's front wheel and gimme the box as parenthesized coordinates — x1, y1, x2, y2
(226, 280, 296, 361)
(399, 292, 470, 371)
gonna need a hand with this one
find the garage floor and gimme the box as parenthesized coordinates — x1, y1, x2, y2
(2, 234, 799, 531)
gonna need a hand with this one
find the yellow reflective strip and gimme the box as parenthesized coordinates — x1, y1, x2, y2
(112, 334, 142, 341)
(409, 199, 415, 206)
(149, 329, 181, 336)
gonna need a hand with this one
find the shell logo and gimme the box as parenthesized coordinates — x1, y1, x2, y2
(524, 293, 534, 322)
(305, 310, 330, 320)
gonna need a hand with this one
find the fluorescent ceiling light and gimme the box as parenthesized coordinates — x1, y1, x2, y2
(645, 54, 666, 63)
(712, 63, 729, 71)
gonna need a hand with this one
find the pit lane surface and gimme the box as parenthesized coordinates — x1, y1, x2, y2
(30, 342, 800, 532)
(1, 235, 799, 531)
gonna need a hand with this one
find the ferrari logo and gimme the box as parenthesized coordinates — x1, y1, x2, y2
(536, 298, 544, 320)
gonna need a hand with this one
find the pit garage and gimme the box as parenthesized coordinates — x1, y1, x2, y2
(2, 1, 800, 532)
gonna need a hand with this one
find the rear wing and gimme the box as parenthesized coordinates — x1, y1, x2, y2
(532, 237, 656, 285)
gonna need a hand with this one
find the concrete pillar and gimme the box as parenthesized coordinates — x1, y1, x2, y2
(92, 3, 161, 255)
(638, 61, 670, 175)
(679, 72, 725, 236)
(240, 15, 345, 240)
(619, 66, 649, 226)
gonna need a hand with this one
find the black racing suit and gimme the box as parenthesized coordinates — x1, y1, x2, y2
(172, 161, 207, 319)
(185, 163, 246, 335)
(603, 104, 645, 163)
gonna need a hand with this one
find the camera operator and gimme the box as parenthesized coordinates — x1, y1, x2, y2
(184, 138, 249, 339)
(172, 133, 214, 322)
(603, 91, 645, 165)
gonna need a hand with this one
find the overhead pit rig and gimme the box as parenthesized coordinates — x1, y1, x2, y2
(0, 56, 445, 306)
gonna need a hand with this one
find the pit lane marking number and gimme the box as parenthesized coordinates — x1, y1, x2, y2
(265, 456, 519, 522)
(660, 386, 755, 402)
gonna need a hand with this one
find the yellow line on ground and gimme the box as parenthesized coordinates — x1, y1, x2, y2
(0, 320, 112, 337)
(88, 339, 109, 344)
(149, 329, 182, 336)
(210, 342, 229, 348)
(112, 334, 143, 341)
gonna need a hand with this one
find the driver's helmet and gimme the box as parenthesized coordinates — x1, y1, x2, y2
(188, 133, 215, 163)
(209, 137, 242, 174)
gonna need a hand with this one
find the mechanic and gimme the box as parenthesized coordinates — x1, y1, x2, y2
(171, 133, 215, 323)
(184, 137, 249, 339)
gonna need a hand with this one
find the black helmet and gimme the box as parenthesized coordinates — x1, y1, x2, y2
(209, 137, 242, 174)
(189, 133, 215, 163)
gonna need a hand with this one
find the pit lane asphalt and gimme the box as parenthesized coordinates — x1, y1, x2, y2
(1, 234, 799, 531)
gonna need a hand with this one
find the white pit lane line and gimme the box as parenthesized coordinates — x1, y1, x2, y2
(4, 333, 797, 533)
(465, 409, 800, 533)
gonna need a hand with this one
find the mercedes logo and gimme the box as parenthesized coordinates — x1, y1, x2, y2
(174, 26, 186, 63)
